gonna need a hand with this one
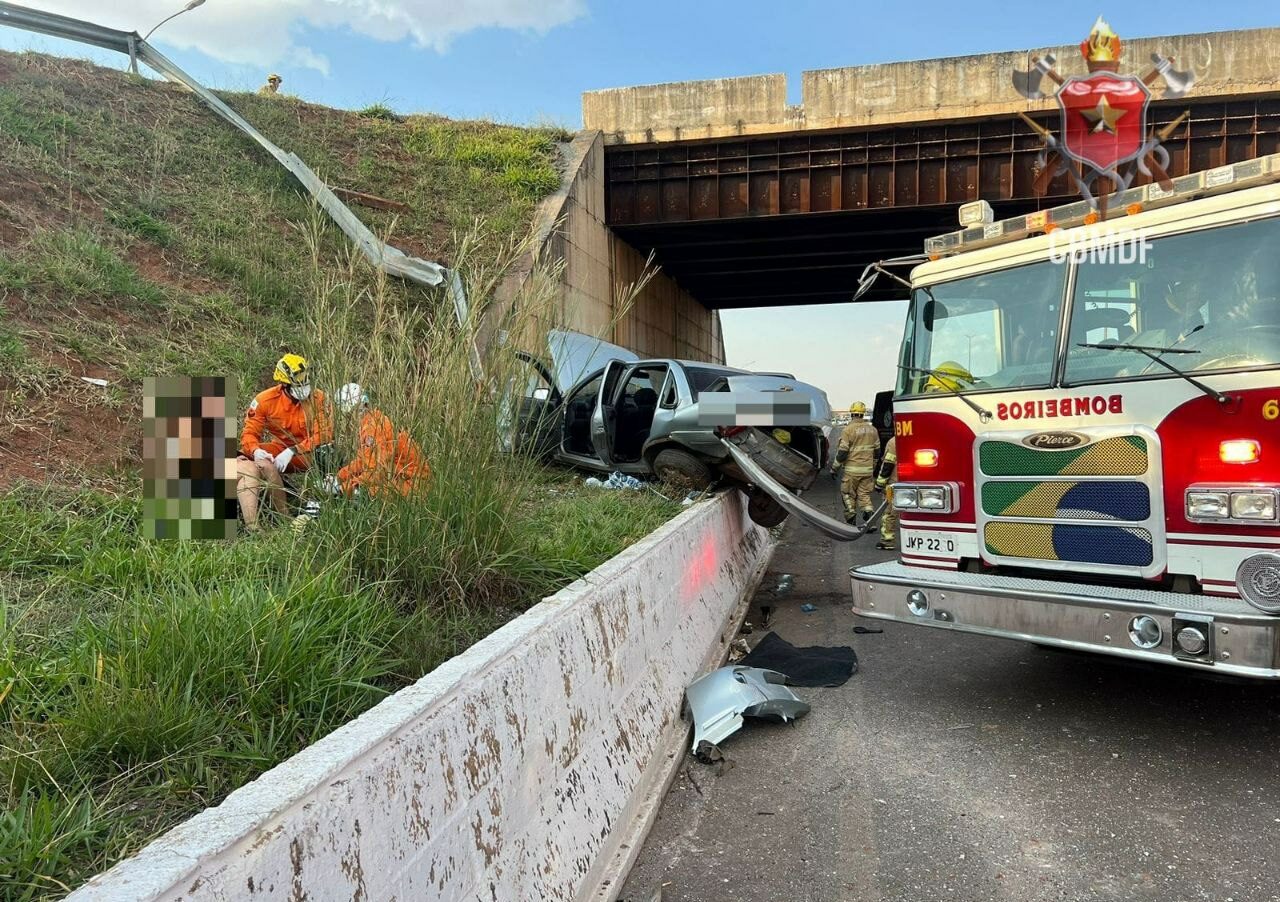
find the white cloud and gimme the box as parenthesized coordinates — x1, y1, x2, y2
(26, 0, 585, 74)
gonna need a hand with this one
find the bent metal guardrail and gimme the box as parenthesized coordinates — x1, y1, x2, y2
(0, 1, 479, 373)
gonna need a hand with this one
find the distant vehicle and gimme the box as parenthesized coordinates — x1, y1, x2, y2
(871, 389, 895, 455)
(511, 330, 832, 527)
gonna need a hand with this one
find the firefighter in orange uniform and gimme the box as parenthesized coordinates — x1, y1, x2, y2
(236, 353, 332, 530)
(327, 383, 430, 498)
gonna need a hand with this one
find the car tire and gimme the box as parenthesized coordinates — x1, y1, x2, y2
(746, 491, 789, 528)
(652, 448, 713, 492)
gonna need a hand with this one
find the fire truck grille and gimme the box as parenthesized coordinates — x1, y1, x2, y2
(981, 481, 1151, 521)
(979, 435, 1148, 477)
(976, 431, 1161, 575)
(983, 522, 1155, 567)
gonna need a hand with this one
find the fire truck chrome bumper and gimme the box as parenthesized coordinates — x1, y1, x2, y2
(851, 561, 1280, 679)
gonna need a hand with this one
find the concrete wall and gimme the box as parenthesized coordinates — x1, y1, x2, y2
(613, 235, 724, 362)
(583, 27, 1280, 144)
(494, 131, 724, 363)
(582, 74, 798, 145)
(71, 492, 772, 902)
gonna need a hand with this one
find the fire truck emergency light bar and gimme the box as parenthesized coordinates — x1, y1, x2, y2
(924, 151, 1280, 258)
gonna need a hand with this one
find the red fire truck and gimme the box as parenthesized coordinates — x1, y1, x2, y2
(838, 154, 1280, 677)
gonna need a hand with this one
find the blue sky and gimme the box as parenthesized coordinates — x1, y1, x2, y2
(3, 1, 1276, 404)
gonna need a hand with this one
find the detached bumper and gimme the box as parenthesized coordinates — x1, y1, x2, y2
(851, 561, 1280, 679)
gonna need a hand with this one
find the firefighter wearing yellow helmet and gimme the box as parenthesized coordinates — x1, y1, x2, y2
(834, 400, 878, 526)
(259, 73, 283, 95)
(235, 353, 331, 531)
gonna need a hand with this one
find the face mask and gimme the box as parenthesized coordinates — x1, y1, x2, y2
(290, 383, 312, 401)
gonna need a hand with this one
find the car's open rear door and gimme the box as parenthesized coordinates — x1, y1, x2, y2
(590, 360, 630, 467)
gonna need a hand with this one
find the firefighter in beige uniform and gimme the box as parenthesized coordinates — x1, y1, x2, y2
(875, 435, 898, 549)
(834, 401, 878, 526)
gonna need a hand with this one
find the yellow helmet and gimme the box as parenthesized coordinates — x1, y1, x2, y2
(924, 361, 973, 393)
(849, 401, 867, 416)
(268, 73, 282, 82)
(273, 353, 309, 386)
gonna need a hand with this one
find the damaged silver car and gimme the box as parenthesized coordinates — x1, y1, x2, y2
(511, 330, 833, 528)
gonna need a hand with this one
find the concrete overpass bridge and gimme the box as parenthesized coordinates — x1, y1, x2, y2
(513, 28, 1279, 361)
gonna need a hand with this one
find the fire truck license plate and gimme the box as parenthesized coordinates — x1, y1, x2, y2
(903, 532, 957, 555)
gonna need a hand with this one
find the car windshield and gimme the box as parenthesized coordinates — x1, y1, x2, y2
(898, 260, 1066, 395)
(1064, 216, 1280, 385)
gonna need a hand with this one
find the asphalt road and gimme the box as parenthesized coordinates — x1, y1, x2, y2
(620, 475, 1280, 902)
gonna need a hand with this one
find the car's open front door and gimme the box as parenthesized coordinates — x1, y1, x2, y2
(590, 360, 630, 467)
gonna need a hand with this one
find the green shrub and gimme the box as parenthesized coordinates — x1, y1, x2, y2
(358, 102, 400, 122)
(106, 207, 174, 248)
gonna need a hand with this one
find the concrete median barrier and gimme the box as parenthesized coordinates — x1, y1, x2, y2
(71, 491, 773, 902)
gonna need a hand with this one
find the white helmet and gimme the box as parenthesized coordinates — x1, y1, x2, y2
(336, 382, 368, 414)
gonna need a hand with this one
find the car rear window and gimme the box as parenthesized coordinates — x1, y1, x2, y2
(686, 366, 734, 394)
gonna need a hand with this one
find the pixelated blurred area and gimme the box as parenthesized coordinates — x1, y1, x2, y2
(142, 376, 237, 539)
(696, 390, 813, 426)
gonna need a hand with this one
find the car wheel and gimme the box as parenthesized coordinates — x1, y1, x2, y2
(652, 448, 713, 492)
(746, 491, 789, 528)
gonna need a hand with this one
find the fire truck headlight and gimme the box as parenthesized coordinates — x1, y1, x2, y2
(893, 487, 919, 510)
(1186, 491, 1230, 520)
(1231, 492, 1278, 521)
(1238, 553, 1280, 614)
(917, 486, 950, 510)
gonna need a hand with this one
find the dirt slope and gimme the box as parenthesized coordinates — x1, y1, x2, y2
(0, 49, 565, 489)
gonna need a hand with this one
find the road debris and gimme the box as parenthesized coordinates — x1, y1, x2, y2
(686, 665, 810, 752)
(585, 471, 645, 490)
(331, 186, 411, 213)
(800, 603, 817, 613)
(739, 632, 858, 687)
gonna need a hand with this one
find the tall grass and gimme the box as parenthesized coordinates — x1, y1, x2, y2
(302, 218, 546, 603)
(0, 487, 403, 900)
(0, 222, 678, 899)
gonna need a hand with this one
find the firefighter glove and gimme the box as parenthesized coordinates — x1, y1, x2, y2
(252, 448, 273, 465)
(273, 446, 295, 473)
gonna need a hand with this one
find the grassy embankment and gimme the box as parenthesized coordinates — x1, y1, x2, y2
(0, 51, 676, 899)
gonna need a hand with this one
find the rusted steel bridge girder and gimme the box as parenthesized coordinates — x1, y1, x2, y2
(605, 99, 1280, 225)
(603, 98, 1280, 309)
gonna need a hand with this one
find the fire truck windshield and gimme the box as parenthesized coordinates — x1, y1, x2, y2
(897, 260, 1067, 396)
(1064, 215, 1280, 386)
(900, 215, 1280, 399)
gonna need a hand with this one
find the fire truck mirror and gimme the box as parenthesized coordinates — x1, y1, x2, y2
(922, 299, 948, 330)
